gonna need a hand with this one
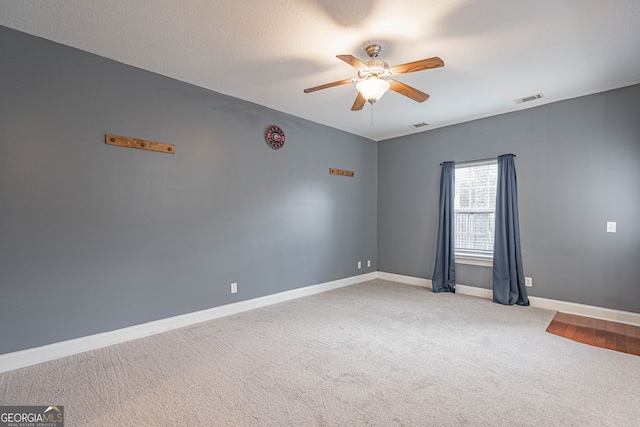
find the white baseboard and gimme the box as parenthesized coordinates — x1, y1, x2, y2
(377, 272, 432, 288)
(3, 270, 639, 373)
(527, 295, 640, 327)
(0, 272, 377, 373)
(377, 272, 640, 327)
(377, 273, 494, 300)
(376, 273, 495, 301)
(455, 284, 493, 299)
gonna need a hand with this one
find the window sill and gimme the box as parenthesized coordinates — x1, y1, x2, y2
(455, 257, 493, 267)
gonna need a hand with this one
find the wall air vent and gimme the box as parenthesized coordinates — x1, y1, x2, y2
(514, 93, 544, 104)
(409, 122, 429, 129)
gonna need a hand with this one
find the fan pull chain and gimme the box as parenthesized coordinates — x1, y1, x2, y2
(370, 103, 374, 126)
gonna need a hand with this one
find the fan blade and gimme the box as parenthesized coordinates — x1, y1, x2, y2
(337, 54, 369, 71)
(351, 93, 366, 111)
(304, 78, 356, 93)
(389, 57, 444, 75)
(389, 80, 430, 103)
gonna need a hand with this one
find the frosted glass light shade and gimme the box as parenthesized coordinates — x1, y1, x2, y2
(356, 78, 390, 102)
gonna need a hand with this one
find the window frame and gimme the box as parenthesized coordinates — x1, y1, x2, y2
(453, 159, 498, 267)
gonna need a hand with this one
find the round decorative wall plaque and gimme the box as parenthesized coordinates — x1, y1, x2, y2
(264, 125, 285, 150)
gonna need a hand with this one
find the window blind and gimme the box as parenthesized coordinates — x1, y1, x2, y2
(454, 162, 498, 258)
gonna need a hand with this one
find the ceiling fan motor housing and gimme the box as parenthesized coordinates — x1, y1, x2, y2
(365, 44, 382, 58)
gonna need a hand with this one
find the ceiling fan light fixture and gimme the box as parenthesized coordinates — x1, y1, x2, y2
(356, 78, 390, 103)
(304, 44, 442, 111)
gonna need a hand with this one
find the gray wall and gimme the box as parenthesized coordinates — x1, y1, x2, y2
(3, 24, 638, 356)
(0, 26, 377, 355)
(378, 84, 640, 314)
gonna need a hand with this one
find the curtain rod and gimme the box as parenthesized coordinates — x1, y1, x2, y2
(439, 154, 516, 166)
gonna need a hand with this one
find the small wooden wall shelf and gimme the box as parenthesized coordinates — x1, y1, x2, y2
(106, 134, 175, 154)
(330, 168, 354, 177)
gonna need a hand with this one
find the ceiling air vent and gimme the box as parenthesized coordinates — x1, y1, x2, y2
(409, 122, 429, 129)
(514, 93, 544, 104)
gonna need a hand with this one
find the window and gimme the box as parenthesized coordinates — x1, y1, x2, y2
(454, 161, 498, 261)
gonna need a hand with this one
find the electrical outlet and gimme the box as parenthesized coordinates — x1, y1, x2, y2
(606, 222, 616, 233)
(231, 282, 237, 294)
(367, 260, 371, 267)
(357, 261, 361, 269)
(525, 277, 532, 287)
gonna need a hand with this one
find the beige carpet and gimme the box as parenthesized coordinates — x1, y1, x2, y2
(2, 279, 640, 426)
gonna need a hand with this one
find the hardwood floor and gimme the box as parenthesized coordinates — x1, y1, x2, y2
(546, 312, 640, 356)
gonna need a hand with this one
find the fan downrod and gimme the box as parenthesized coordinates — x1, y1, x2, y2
(365, 44, 382, 58)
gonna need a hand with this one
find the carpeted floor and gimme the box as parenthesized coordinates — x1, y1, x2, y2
(1, 279, 639, 426)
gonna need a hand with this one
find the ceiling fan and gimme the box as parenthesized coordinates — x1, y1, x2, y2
(304, 44, 444, 111)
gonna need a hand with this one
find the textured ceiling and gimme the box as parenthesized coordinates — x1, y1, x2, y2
(1, 0, 639, 141)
